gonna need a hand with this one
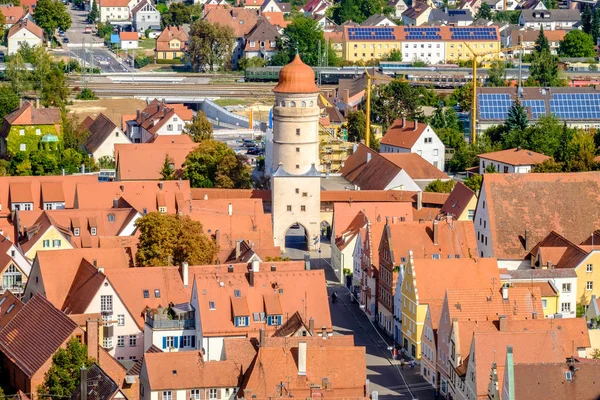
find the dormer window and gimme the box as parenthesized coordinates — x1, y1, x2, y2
(155, 289, 161, 298)
(234, 316, 249, 326)
(159, 206, 167, 214)
(90, 227, 97, 236)
(143, 290, 149, 298)
(267, 315, 282, 326)
(73, 228, 80, 236)
(108, 214, 115, 222)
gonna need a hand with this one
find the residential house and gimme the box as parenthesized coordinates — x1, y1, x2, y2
(507, 267, 577, 319)
(84, 113, 131, 161)
(299, 0, 331, 16)
(16, 208, 139, 260)
(435, 286, 545, 397)
(119, 31, 139, 49)
(439, 182, 476, 221)
(456, 0, 480, 15)
(0, 235, 31, 295)
(478, 147, 550, 174)
(428, 8, 474, 26)
(0, 294, 85, 394)
(73, 180, 192, 215)
(420, 301, 444, 389)
(519, 9, 580, 30)
(98, 0, 139, 22)
(155, 26, 188, 61)
(244, 18, 280, 61)
(0, 101, 61, 156)
(241, 336, 367, 398)
(204, 8, 259, 68)
(360, 13, 397, 26)
(400, 255, 499, 360)
(114, 140, 197, 181)
(379, 118, 445, 171)
(260, 0, 290, 13)
(0, 5, 25, 27)
(339, 144, 451, 191)
(474, 172, 600, 267)
(379, 218, 478, 341)
(7, 19, 42, 55)
(190, 268, 332, 361)
(402, 2, 432, 26)
(504, 27, 565, 56)
(125, 99, 192, 143)
(357, 218, 386, 320)
(0, 291, 23, 329)
(139, 352, 240, 400)
(71, 364, 128, 400)
(388, 0, 408, 18)
(242, 0, 264, 9)
(131, 0, 161, 32)
(459, 326, 588, 400)
(331, 203, 413, 289)
(314, 15, 338, 32)
(500, 357, 600, 400)
(484, 0, 518, 11)
(519, 0, 546, 9)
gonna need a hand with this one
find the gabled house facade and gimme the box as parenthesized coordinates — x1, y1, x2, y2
(84, 113, 131, 161)
(131, 0, 161, 32)
(7, 19, 42, 55)
(155, 26, 188, 61)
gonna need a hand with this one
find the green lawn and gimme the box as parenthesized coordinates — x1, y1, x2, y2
(139, 38, 156, 50)
(213, 98, 256, 107)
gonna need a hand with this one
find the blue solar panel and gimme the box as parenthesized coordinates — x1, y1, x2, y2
(521, 100, 546, 119)
(478, 93, 512, 120)
(450, 27, 498, 40)
(348, 27, 396, 40)
(549, 93, 600, 120)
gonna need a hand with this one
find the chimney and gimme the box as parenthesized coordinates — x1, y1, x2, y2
(85, 318, 99, 360)
(228, 264, 234, 273)
(309, 317, 314, 334)
(19, 98, 23, 108)
(401, 117, 406, 128)
(81, 163, 85, 174)
(524, 230, 529, 251)
(433, 219, 439, 246)
(215, 229, 220, 247)
(366, 153, 372, 163)
(113, 198, 118, 208)
(182, 261, 189, 287)
(228, 203, 233, 216)
(501, 285, 509, 300)
(248, 269, 255, 287)
(417, 191, 423, 211)
(413, 121, 418, 131)
(93, 259, 97, 267)
(98, 267, 104, 274)
(298, 342, 307, 375)
(499, 315, 507, 331)
(392, 216, 397, 224)
(532, 311, 538, 319)
(304, 253, 311, 270)
(36, 98, 40, 108)
(259, 329, 265, 346)
(120, 184, 125, 192)
(343, 89, 350, 105)
(251, 259, 259, 272)
(80, 367, 88, 400)
(158, 181, 163, 190)
(235, 240, 242, 259)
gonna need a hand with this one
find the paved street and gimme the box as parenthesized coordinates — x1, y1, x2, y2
(282, 236, 436, 399)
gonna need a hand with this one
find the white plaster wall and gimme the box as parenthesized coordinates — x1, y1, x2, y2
(410, 127, 445, 171)
(7, 243, 31, 276)
(402, 41, 446, 64)
(119, 213, 140, 236)
(93, 127, 130, 161)
(8, 30, 41, 55)
(479, 158, 534, 174)
(121, 40, 138, 50)
(85, 278, 143, 359)
(384, 170, 421, 191)
(153, 114, 186, 136)
(149, 328, 197, 352)
(474, 183, 493, 258)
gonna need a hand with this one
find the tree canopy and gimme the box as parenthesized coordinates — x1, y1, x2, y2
(188, 20, 234, 71)
(486, 59, 506, 87)
(184, 111, 213, 142)
(183, 140, 252, 188)
(424, 179, 456, 193)
(345, 110, 378, 150)
(38, 338, 94, 399)
(33, 0, 71, 37)
(475, 2, 492, 20)
(329, 0, 392, 24)
(135, 212, 218, 267)
(370, 80, 424, 130)
(505, 100, 528, 132)
(558, 29, 596, 58)
(161, 2, 190, 27)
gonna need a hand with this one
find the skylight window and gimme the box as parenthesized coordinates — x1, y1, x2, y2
(154, 289, 161, 298)
(6, 304, 14, 313)
(143, 290, 149, 298)
(0, 297, 5, 306)
(234, 290, 241, 298)
(209, 301, 216, 310)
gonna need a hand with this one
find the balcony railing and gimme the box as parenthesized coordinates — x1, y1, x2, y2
(146, 317, 195, 330)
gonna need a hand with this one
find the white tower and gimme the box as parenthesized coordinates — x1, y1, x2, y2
(270, 55, 321, 251)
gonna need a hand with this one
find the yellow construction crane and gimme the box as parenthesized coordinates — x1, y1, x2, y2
(463, 37, 530, 143)
(362, 65, 395, 148)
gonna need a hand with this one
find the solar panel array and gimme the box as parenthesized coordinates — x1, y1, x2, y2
(450, 27, 498, 40)
(478, 93, 512, 120)
(549, 93, 600, 120)
(521, 100, 546, 119)
(347, 27, 395, 40)
(405, 27, 442, 40)
(448, 9, 467, 15)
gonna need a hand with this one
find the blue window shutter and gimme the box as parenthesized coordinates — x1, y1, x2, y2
(162, 337, 167, 349)
(245, 316, 249, 326)
(191, 335, 196, 348)
(174, 336, 179, 348)
(234, 317, 239, 327)
(180, 336, 184, 347)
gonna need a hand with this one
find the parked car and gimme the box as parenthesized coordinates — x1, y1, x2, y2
(243, 139, 257, 147)
(63, 37, 69, 43)
(247, 147, 261, 155)
(84, 26, 92, 34)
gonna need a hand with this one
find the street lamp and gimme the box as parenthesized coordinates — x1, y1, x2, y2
(216, 117, 220, 127)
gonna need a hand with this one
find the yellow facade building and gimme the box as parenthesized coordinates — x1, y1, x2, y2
(342, 25, 501, 64)
(22, 225, 73, 260)
(155, 26, 188, 61)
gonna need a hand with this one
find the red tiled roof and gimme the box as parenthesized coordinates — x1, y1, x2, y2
(380, 119, 429, 149)
(155, 26, 188, 52)
(0, 294, 80, 378)
(7, 18, 42, 39)
(0, 291, 23, 329)
(119, 31, 138, 41)
(0, 5, 24, 24)
(478, 147, 551, 166)
(440, 181, 476, 218)
(115, 142, 198, 181)
(381, 153, 449, 180)
(204, 7, 259, 37)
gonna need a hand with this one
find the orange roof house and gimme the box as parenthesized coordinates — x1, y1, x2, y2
(204, 7, 259, 37)
(0, 5, 25, 26)
(477, 147, 550, 173)
(0, 101, 61, 154)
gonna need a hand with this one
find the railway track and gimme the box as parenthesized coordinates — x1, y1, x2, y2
(68, 82, 279, 97)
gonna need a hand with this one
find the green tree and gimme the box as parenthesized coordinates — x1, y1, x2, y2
(475, 2, 492, 20)
(184, 111, 213, 142)
(527, 49, 562, 87)
(444, 108, 462, 132)
(62, 113, 89, 150)
(88, 0, 98, 22)
(30, 150, 59, 175)
(370, 80, 424, 130)
(567, 130, 596, 172)
(430, 104, 446, 130)
(502, 115, 562, 156)
(33, 0, 72, 39)
(382, 48, 402, 62)
(188, 20, 234, 71)
(60, 148, 84, 174)
(344, 110, 377, 149)
(6, 50, 30, 95)
(424, 179, 456, 193)
(183, 140, 251, 188)
(37, 337, 94, 399)
(0, 86, 20, 120)
(504, 99, 528, 132)
(330, 0, 391, 24)
(0, 10, 5, 40)
(532, 158, 564, 172)
(41, 64, 69, 108)
(592, 8, 600, 45)
(542, 0, 557, 8)
(463, 174, 483, 192)
(135, 212, 218, 266)
(238, 56, 268, 70)
(487, 59, 506, 87)
(559, 30, 596, 58)
(492, 10, 520, 24)
(555, 122, 573, 165)
(534, 27, 550, 54)
(450, 82, 477, 111)
(161, 2, 190, 27)
(437, 127, 465, 149)
(160, 153, 175, 180)
(582, 4, 593, 34)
